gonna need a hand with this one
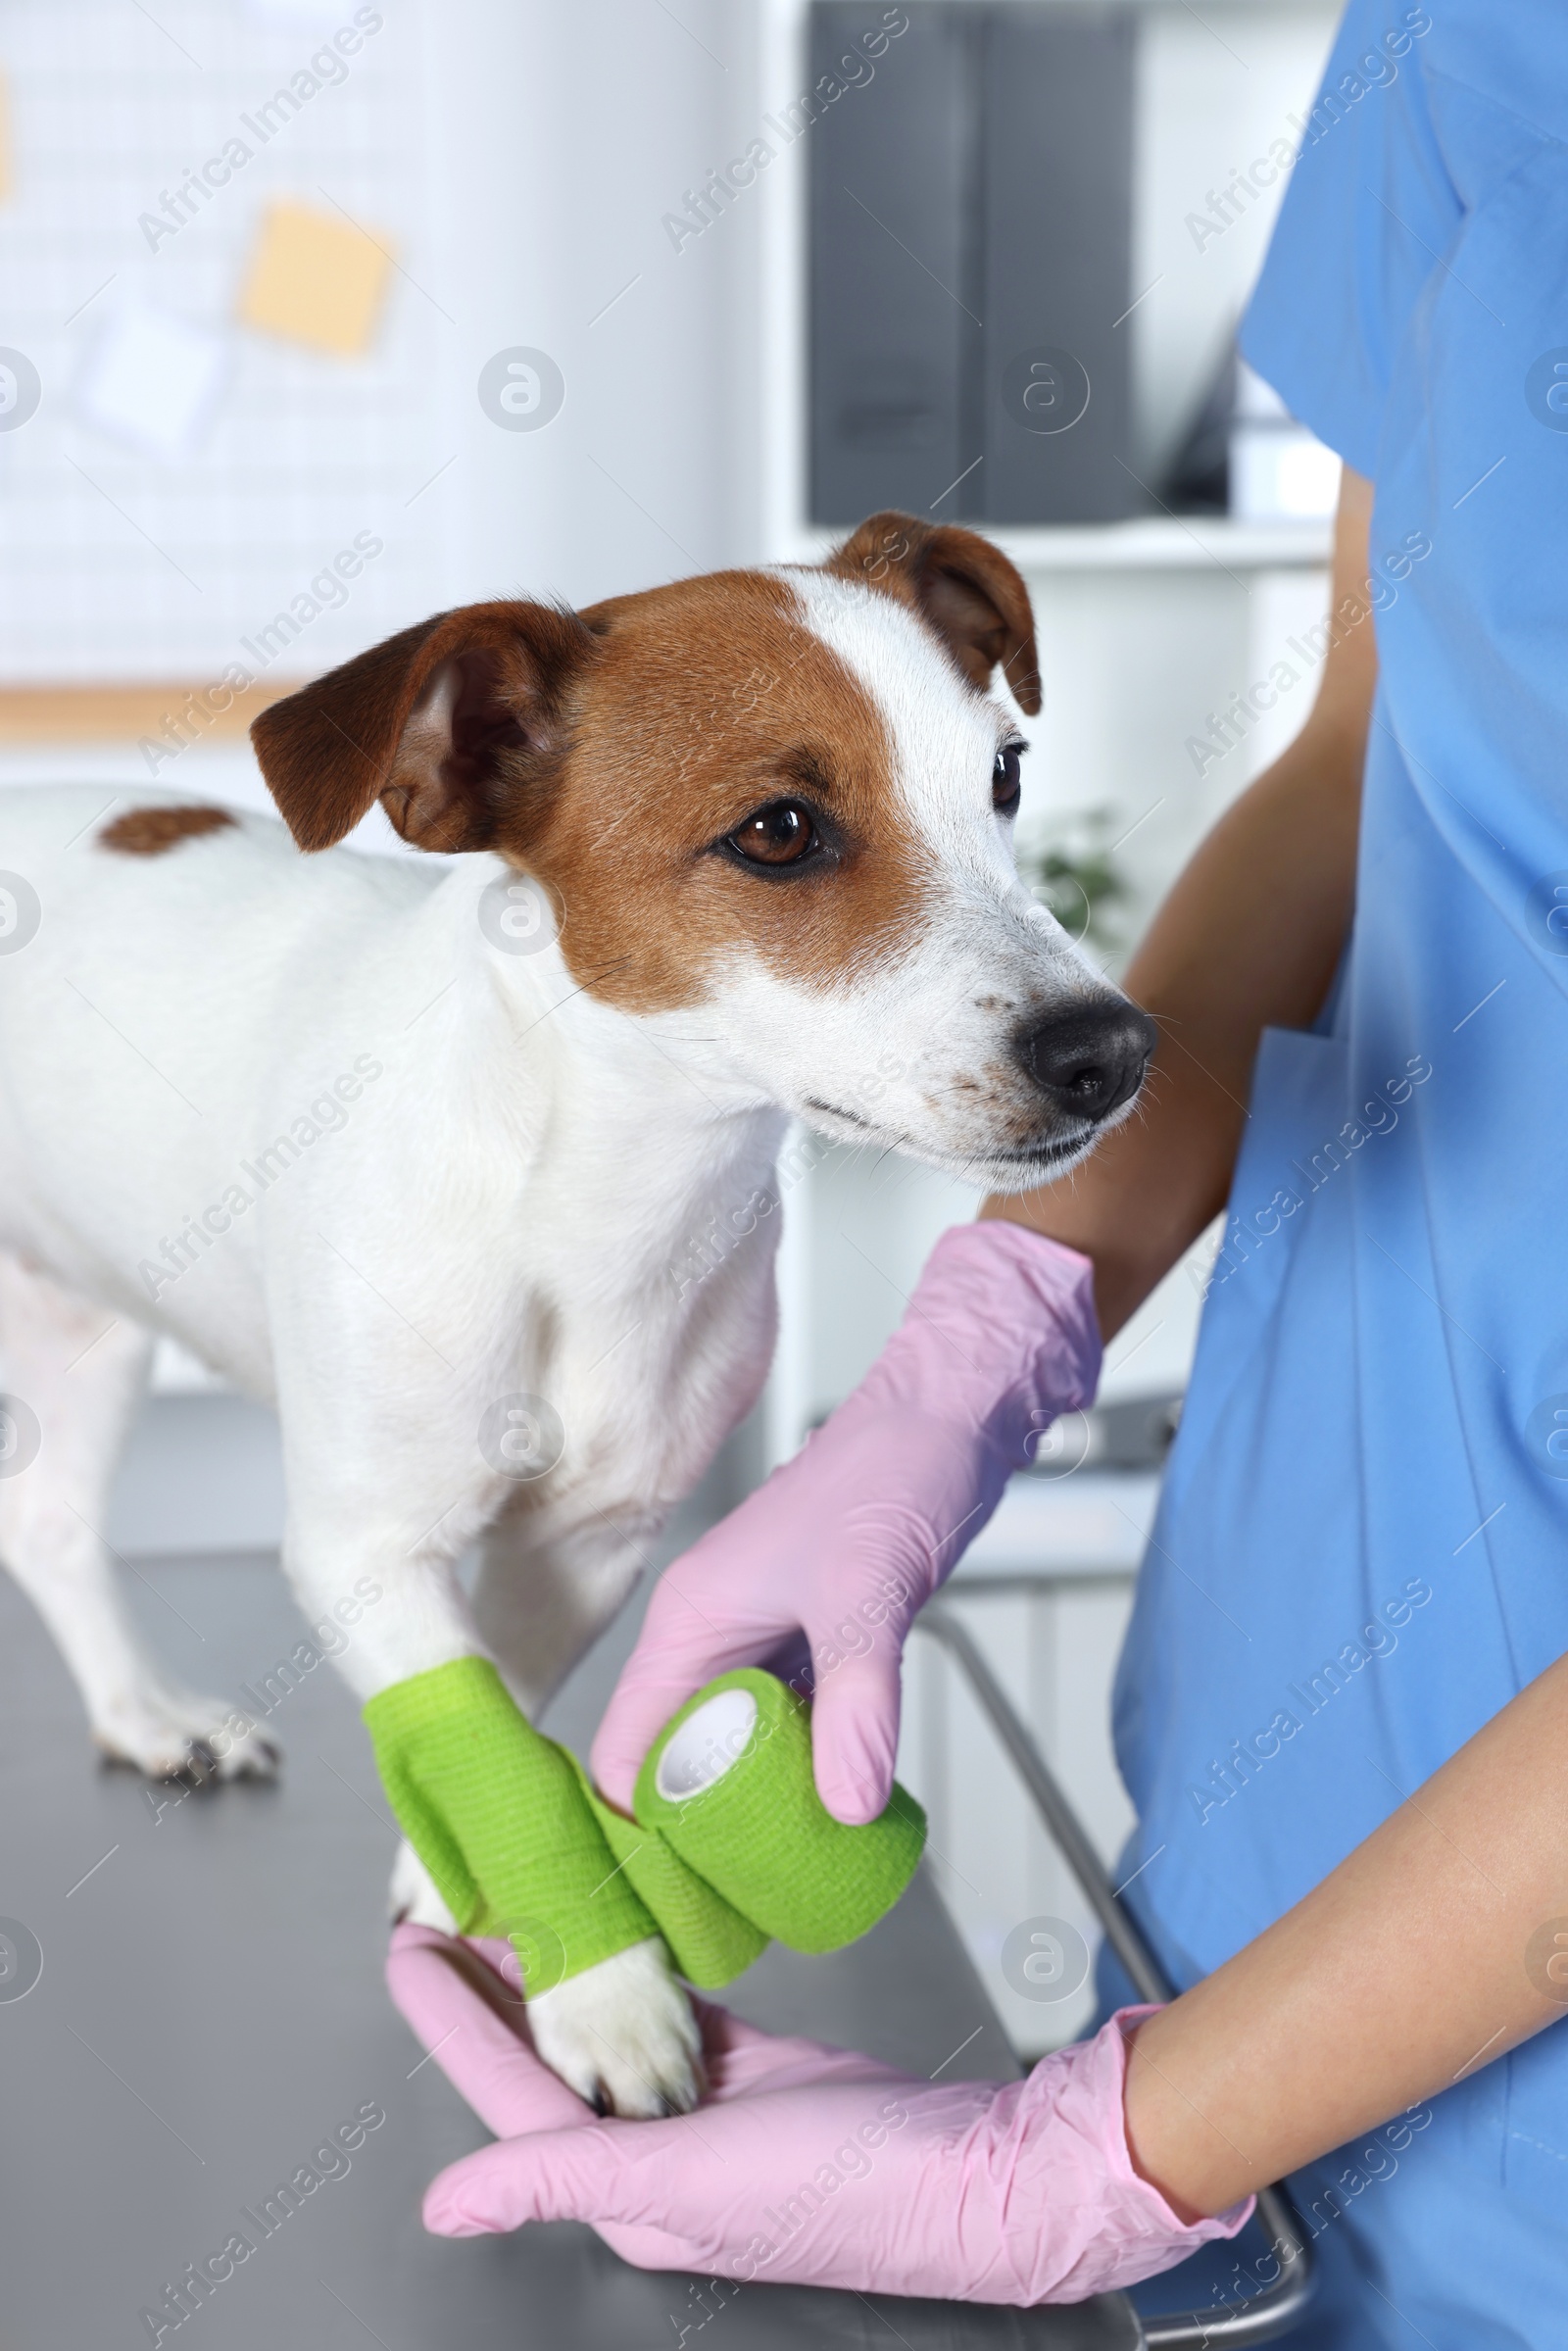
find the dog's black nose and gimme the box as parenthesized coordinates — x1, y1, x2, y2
(1015, 1003, 1157, 1123)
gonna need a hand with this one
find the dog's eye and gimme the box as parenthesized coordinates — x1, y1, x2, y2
(993, 742, 1024, 817)
(727, 800, 817, 867)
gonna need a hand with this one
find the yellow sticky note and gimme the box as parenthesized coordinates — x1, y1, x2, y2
(238, 201, 393, 359)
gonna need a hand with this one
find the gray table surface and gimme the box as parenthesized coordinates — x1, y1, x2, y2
(0, 1550, 1138, 2349)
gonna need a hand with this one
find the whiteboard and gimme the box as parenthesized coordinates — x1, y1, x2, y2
(0, 0, 446, 682)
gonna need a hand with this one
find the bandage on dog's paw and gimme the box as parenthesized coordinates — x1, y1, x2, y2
(365, 1658, 925, 1994)
(364, 1658, 656, 1991)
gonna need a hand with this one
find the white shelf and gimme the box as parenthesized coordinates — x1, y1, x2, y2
(994, 515, 1332, 571)
(954, 1471, 1161, 1578)
(777, 515, 1332, 575)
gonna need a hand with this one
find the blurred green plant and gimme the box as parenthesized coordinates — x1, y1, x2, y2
(1015, 806, 1130, 948)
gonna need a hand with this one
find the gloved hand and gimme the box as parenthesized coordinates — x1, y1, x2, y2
(387, 1923, 1250, 2302)
(591, 1220, 1101, 1824)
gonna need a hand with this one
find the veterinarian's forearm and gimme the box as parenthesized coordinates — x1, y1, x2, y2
(1122, 1645, 1568, 2218)
(982, 468, 1376, 1339)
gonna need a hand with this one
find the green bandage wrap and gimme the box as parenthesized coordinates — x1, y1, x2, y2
(364, 1659, 924, 1994)
(566, 1751, 769, 1987)
(365, 1658, 657, 1990)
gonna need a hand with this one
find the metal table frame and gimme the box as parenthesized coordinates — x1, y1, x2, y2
(917, 1595, 1315, 2348)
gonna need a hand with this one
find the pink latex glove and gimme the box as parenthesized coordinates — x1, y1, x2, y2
(592, 1220, 1101, 1824)
(387, 1924, 1250, 2301)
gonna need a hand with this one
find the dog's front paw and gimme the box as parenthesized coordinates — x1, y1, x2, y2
(528, 1937, 703, 2118)
(92, 1687, 280, 1785)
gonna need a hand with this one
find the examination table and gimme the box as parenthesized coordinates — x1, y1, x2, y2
(0, 1552, 1307, 2348)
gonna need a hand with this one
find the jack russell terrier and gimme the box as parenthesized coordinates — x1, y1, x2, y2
(0, 514, 1153, 2116)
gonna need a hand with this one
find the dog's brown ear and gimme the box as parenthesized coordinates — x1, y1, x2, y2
(251, 601, 598, 854)
(824, 512, 1042, 716)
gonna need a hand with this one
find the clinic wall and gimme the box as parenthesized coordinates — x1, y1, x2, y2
(419, 0, 765, 611)
(1132, 4, 1337, 480)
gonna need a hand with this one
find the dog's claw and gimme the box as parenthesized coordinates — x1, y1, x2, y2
(174, 1739, 220, 1789)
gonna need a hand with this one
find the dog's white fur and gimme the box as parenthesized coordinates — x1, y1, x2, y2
(0, 562, 1131, 2115)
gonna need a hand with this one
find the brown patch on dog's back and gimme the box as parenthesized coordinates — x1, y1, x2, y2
(99, 805, 237, 857)
(510, 569, 935, 1012)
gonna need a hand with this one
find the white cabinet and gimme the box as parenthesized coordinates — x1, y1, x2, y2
(902, 1479, 1155, 2053)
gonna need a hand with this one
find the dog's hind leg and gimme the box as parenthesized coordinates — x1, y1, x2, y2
(0, 1252, 277, 1782)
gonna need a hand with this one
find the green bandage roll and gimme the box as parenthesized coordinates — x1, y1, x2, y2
(364, 1657, 924, 1996)
(633, 1670, 926, 1955)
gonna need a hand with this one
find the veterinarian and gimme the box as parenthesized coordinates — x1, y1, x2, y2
(390, 3, 1568, 2335)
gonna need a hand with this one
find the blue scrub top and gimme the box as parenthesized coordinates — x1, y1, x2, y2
(1110, 5, 1568, 2342)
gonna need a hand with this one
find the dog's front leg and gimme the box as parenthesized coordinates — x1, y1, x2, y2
(463, 1499, 704, 2116)
(275, 1414, 700, 2118)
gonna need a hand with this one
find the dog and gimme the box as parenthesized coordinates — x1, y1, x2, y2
(0, 513, 1154, 2116)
